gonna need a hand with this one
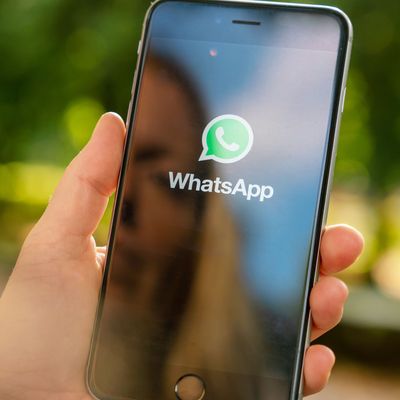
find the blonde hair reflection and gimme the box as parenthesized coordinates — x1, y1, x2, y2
(165, 193, 266, 396)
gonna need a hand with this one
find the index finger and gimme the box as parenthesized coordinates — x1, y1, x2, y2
(319, 224, 364, 275)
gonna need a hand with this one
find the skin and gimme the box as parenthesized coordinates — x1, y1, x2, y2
(0, 113, 364, 400)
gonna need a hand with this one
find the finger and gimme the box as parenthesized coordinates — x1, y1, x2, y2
(38, 113, 126, 239)
(303, 345, 335, 396)
(320, 224, 364, 275)
(96, 246, 107, 271)
(310, 275, 348, 341)
(96, 252, 106, 271)
(96, 246, 107, 255)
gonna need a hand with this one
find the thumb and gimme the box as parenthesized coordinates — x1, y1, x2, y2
(36, 112, 126, 239)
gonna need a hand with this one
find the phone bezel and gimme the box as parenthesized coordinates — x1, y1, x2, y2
(86, 2, 353, 399)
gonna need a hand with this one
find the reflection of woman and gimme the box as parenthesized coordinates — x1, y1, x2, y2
(95, 55, 271, 399)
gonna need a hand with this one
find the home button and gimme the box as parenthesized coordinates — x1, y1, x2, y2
(175, 374, 206, 400)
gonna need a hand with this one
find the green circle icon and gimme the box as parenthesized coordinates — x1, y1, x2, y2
(199, 115, 254, 163)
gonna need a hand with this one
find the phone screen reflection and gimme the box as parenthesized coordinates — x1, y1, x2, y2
(92, 55, 285, 399)
(90, 4, 343, 397)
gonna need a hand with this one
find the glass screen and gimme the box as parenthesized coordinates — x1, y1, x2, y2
(90, 2, 346, 399)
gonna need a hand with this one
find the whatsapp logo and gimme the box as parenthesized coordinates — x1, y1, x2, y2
(199, 114, 254, 163)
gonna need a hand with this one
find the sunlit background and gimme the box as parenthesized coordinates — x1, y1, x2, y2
(0, 0, 399, 398)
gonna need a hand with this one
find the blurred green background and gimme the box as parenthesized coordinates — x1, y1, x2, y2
(0, 0, 399, 398)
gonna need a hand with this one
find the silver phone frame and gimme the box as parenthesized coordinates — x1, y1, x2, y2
(86, 1, 353, 399)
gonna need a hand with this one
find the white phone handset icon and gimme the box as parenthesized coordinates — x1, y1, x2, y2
(216, 126, 240, 152)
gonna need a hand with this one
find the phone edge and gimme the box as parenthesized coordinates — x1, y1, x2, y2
(289, 7, 353, 400)
(85, 2, 159, 398)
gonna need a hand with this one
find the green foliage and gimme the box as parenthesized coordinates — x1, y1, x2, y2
(0, 0, 148, 166)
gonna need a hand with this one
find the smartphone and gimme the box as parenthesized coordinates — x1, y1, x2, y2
(87, 1, 352, 399)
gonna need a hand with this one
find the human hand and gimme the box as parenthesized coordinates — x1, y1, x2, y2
(0, 113, 125, 400)
(0, 113, 363, 399)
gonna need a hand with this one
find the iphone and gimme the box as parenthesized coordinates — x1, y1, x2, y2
(87, 1, 352, 399)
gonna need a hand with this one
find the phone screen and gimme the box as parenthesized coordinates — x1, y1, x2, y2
(89, 2, 349, 399)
